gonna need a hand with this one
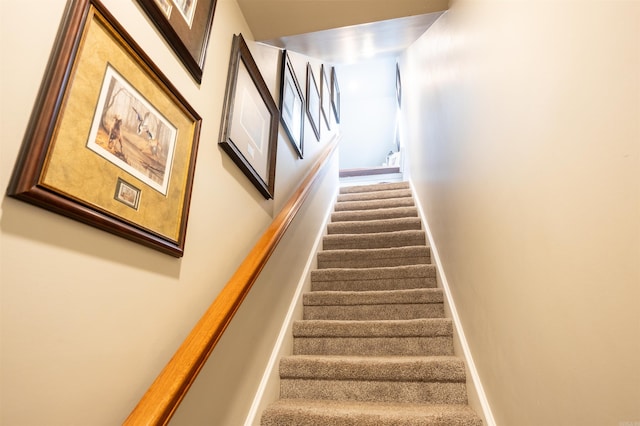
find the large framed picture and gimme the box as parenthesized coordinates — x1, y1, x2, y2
(320, 64, 332, 130)
(279, 51, 304, 159)
(331, 66, 341, 123)
(7, 0, 202, 257)
(305, 63, 321, 141)
(219, 34, 278, 199)
(136, 0, 218, 83)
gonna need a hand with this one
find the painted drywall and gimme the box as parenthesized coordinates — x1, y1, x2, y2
(401, 1, 640, 425)
(0, 0, 339, 424)
(337, 56, 399, 170)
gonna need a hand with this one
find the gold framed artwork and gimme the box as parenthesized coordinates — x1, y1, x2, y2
(7, 0, 202, 257)
(219, 34, 279, 199)
(136, 0, 218, 83)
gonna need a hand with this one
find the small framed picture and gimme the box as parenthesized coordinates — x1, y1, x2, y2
(115, 178, 142, 210)
(305, 63, 321, 141)
(219, 34, 279, 199)
(279, 51, 304, 159)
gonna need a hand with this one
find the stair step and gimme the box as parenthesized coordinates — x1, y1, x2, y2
(327, 217, 422, 235)
(331, 206, 418, 222)
(337, 188, 413, 202)
(311, 264, 437, 292)
(317, 246, 430, 269)
(280, 355, 465, 381)
(334, 197, 415, 212)
(293, 319, 454, 356)
(261, 400, 483, 426)
(279, 355, 467, 404)
(303, 288, 444, 320)
(323, 229, 426, 250)
(339, 181, 410, 194)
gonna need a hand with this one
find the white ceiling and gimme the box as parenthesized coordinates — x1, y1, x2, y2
(236, 0, 448, 63)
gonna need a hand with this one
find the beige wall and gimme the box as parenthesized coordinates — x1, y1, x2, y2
(0, 0, 338, 424)
(401, 1, 640, 425)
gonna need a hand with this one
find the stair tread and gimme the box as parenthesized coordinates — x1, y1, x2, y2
(261, 399, 482, 426)
(280, 355, 465, 381)
(293, 318, 452, 337)
(339, 181, 411, 194)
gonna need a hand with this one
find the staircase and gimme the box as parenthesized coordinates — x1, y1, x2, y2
(261, 181, 482, 425)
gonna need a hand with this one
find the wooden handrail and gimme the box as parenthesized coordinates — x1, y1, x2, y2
(124, 137, 339, 425)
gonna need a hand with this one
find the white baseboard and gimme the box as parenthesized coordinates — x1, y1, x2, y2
(410, 182, 496, 426)
(243, 187, 338, 426)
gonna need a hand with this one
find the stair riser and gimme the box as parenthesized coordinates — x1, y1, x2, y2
(327, 219, 422, 235)
(331, 207, 418, 222)
(323, 234, 426, 250)
(293, 337, 454, 356)
(311, 278, 437, 292)
(303, 304, 445, 320)
(280, 380, 468, 405)
(337, 189, 413, 202)
(339, 182, 410, 194)
(334, 198, 415, 212)
(318, 256, 430, 269)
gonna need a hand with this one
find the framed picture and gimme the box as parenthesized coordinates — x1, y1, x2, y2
(330, 66, 341, 124)
(136, 0, 218, 83)
(305, 63, 321, 141)
(320, 64, 331, 130)
(7, 0, 202, 257)
(219, 34, 278, 199)
(279, 51, 304, 159)
(396, 62, 402, 108)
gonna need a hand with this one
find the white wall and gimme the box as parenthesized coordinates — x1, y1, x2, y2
(401, 1, 640, 425)
(0, 0, 338, 424)
(336, 56, 399, 169)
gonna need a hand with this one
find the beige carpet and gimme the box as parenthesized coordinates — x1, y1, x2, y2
(261, 181, 483, 425)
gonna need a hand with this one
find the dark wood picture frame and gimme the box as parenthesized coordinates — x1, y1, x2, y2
(7, 0, 203, 257)
(136, 0, 218, 83)
(219, 33, 278, 199)
(279, 51, 304, 159)
(320, 64, 331, 130)
(305, 63, 321, 141)
(330, 66, 341, 124)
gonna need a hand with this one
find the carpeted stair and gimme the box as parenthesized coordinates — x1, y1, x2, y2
(261, 181, 483, 425)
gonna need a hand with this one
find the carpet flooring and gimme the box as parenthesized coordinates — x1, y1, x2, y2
(261, 181, 483, 425)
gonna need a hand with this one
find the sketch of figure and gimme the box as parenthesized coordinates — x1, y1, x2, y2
(173, 0, 197, 27)
(86, 65, 177, 195)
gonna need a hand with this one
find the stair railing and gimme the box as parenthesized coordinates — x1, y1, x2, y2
(124, 136, 339, 425)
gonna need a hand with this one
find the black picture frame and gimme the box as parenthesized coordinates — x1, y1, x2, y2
(396, 62, 402, 108)
(7, 0, 202, 257)
(305, 63, 321, 141)
(320, 64, 331, 130)
(219, 34, 279, 199)
(136, 0, 218, 83)
(330, 66, 341, 124)
(279, 51, 304, 159)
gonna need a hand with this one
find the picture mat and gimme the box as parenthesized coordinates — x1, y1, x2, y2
(39, 12, 196, 241)
(281, 61, 303, 156)
(229, 60, 271, 182)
